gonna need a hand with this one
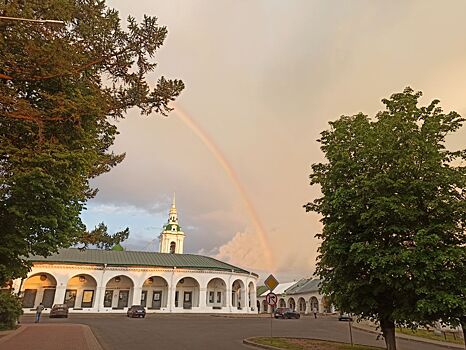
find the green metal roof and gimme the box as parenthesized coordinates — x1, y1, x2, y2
(28, 248, 257, 276)
(256, 285, 268, 297)
(284, 278, 321, 294)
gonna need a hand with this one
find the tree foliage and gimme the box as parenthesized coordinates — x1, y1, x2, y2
(305, 88, 466, 349)
(0, 0, 184, 285)
(0, 292, 23, 330)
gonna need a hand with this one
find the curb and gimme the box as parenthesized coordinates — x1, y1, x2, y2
(243, 338, 282, 350)
(352, 323, 464, 349)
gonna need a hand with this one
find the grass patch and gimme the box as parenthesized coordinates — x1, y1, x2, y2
(397, 328, 464, 345)
(251, 337, 381, 350)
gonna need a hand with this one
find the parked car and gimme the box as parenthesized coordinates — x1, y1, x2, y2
(338, 312, 353, 321)
(274, 307, 300, 319)
(49, 304, 69, 318)
(127, 305, 146, 318)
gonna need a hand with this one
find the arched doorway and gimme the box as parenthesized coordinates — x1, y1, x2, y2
(288, 297, 296, 310)
(65, 274, 97, 309)
(21, 273, 57, 308)
(231, 279, 245, 309)
(310, 296, 319, 313)
(143, 276, 168, 309)
(104, 275, 134, 309)
(175, 277, 200, 309)
(206, 278, 226, 309)
(298, 297, 306, 313)
(248, 282, 256, 311)
(278, 298, 286, 308)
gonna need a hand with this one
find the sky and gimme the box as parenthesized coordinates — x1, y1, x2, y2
(81, 0, 466, 282)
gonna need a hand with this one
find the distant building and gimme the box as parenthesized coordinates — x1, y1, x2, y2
(257, 278, 334, 314)
(12, 196, 258, 314)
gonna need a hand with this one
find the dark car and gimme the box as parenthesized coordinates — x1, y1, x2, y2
(127, 305, 146, 318)
(49, 304, 69, 318)
(338, 312, 353, 321)
(274, 307, 300, 319)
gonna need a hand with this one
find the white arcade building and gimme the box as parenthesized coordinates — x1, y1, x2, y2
(12, 197, 258, 314)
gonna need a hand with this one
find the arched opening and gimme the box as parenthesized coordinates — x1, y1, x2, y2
(248, 282, 256, 311)
(288, 297, 296, 310)
(298, 297, 306, 313)
(21, 273, 57, 308)
(231, 279, 245, 309)
(104, 275, 134, 309)
(262, 299, 268, 313)
(206, 278, 226, 309)
(175, 277, 200, 309)
(278, 298, 286, 308)
(170, 241, 176, 254)
(142, 276, 169, 310)
(65, 274, 97, 309)
(310, 296, 319, 313)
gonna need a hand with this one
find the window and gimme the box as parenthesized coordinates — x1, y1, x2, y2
(81, 290, 94, 308)
(216, 292, 222, 303)
(170, 242, 176, 254)
(209, 291, 214, 303)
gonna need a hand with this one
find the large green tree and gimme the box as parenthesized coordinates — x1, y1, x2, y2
(0, 0, 184, 285)
(305, 88, 466, 350)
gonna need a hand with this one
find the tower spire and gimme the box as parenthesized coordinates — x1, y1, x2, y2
(159, 194, 185, 254)
(169, 193, 178, 224)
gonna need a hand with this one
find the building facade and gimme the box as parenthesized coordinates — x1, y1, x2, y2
(13, 197, 258, 314)
(257, 278, 334, 315)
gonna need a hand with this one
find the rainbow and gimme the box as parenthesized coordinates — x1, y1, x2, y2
(173, 104, 275, 272)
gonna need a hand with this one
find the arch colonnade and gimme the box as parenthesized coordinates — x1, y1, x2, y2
(13, 265, 257, 314)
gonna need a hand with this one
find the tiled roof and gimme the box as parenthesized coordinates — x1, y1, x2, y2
(28, 248, 256, 276)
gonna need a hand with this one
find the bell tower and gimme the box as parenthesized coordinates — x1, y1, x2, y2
(159, 194, 185, 254)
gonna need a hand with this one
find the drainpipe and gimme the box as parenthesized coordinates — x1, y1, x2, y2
(97, 263, 107, 312)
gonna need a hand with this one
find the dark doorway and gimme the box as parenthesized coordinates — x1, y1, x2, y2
(42, 289, 56, 308)
(152, 291, 162, 309)
(64, 289, 77, 308)
(141, 291, 147, 307)
(104, 290, 113, 308)
(22, 289, 37, 308)
(118, 290, 129, 308)
(183, 291, 192, 309)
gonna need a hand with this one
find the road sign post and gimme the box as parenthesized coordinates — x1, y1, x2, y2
(265, 292, 278, 346)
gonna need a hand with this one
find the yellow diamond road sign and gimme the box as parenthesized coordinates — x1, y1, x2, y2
(264, 274, 279, 291)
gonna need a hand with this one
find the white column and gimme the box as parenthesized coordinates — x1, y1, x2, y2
(245, 289, 250, 313)
(96, 286, 106, 311)
(132, 287, 142, 307)
(199, 287, 207, 309)
(226, 285, 232, 312)
(53, 285, 67, 305)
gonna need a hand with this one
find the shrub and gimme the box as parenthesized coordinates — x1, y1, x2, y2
(0, 291, 23, 330)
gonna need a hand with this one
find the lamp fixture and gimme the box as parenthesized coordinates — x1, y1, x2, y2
(115, 276, 121, 283)
(147, 277, 154, 284)
(40, 274, 47, 281)
(79, 276, 86, 283)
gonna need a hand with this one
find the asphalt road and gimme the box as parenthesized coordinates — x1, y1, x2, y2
(20, 314, 453, 350)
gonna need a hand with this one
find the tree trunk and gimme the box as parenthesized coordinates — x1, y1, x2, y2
(380, 319, 397, 350)
(460, 316, 466, 350)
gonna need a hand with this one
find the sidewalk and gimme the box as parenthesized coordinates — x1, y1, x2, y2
(352, 322, 465, 349)
(0, 323, 102, 350)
